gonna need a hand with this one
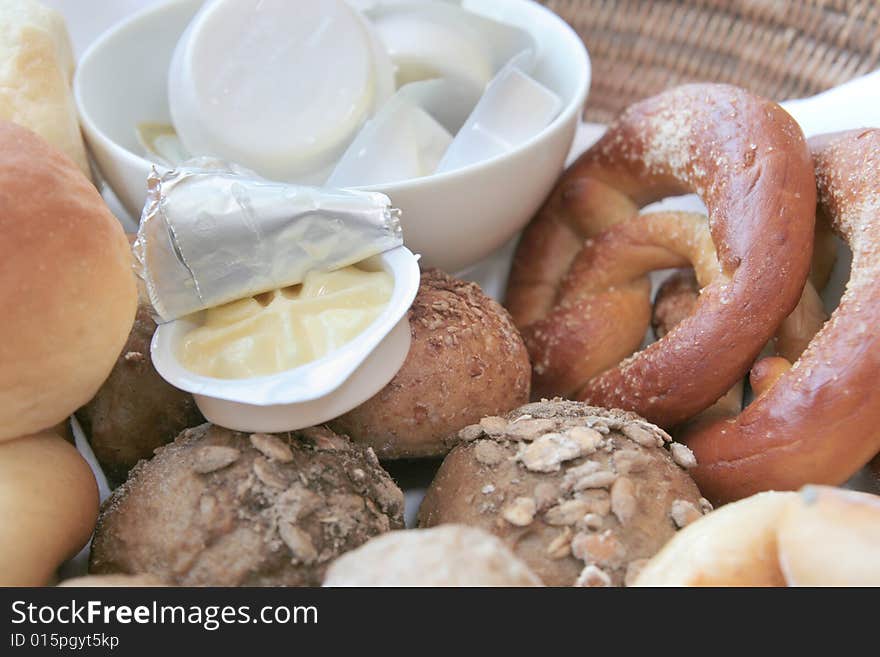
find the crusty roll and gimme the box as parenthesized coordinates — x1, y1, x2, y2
(330, 269, 531, 459)
(76, 276, 203, 481)
(0, 121, 137, 441)
(419, 400, 706, 586)
(90, 424, 405, 586)
(324, 525, 543, 587)
(0, 0, 91, 178)
(0, 431, 99, 586)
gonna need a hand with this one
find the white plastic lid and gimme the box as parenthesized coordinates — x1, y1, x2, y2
(168, 0, 390, 183)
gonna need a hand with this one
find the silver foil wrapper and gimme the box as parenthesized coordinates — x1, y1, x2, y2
(133, 163, 403, 322)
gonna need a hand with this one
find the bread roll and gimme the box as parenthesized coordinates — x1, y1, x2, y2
(635, 486, 880, 586)
(330, 269, 531, 459)
(0, 121, 137, 441)
(76, 279, 203, 481)
(0, 431, 99, 586)
(633, 492, 795, 587)
(90, 424, 405, 586)
(59, 574, 165, 587)
(0, 0, 91, 179)
(777, 486, 880, 586)
(419, 400, 706, 586)
(324, 525, 543, 587)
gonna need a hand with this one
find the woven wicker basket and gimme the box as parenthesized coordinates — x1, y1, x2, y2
(541, 0, 880, 123)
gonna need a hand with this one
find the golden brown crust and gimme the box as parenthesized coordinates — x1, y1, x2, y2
(686, 129, 880, 503)
(0, 121, 137, 441)
(329, 269, 530, 459)
(0, 1, 92, 179)
(90, 424, 404, 586)
(506, 84, 816, 427)
(523, 211, 719, 400)
(0, 431, 99, 586)
(76, 293, 203, 481)
(418, 400, 704, 586)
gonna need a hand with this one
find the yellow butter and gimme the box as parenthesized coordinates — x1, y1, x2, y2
(180, 265, 393, 379)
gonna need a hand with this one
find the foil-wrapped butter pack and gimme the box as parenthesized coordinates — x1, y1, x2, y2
(133, 162, 403, 322)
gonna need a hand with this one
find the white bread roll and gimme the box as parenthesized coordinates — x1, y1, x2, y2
(778, 486, 880, 586)
(0, 0, 91, 179)
(324, 524, 543, 587)
(59, 574, 166, 587)
(0, 120, 137, 440)
(635, 486, 880, 586)
(0, 432, 99, 586)
(633, 491, 795, 586)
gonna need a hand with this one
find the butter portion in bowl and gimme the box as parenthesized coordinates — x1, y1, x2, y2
(179, 265, 393, 379)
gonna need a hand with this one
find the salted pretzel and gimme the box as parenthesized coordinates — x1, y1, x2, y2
(510, 210, 718, 400)
(504, 177, 653, 398)
(653, 219, 833, 365)
(506, 84, 816, 428)
(634, 486, 880, 586)
(680, 130, 880, 503)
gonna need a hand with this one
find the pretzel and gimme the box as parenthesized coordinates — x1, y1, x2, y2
(633, 486, 880, 586)
(506, 84, 816, 427)
(511, 210, 717, 399)
(651, 270, 745, 423)
(653, 259, 828, 365)
(652, 265, 826, 429)
(685, 129, 880, 503)
(504, 178, 652, 398)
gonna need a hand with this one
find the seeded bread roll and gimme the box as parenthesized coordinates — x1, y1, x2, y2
(330, 269, 530, 459)
(90, 424, 405, 586)
(324, 524, 543, 587)
(76, 273, 203, 481)
(418, 400, 707, 586)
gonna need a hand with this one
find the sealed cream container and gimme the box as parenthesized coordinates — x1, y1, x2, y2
(151, 246, 420, 433)
(167, 0, 393, 183)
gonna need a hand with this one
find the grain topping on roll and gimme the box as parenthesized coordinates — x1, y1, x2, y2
(419, 400, 707, 586)
(330, 269, 530, 459)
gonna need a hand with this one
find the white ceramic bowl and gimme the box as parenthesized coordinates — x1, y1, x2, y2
(151, 246, 420, 433)
(74, 0, 590, 272)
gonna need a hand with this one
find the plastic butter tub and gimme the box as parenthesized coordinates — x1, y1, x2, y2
(151, 246, 420, 433)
